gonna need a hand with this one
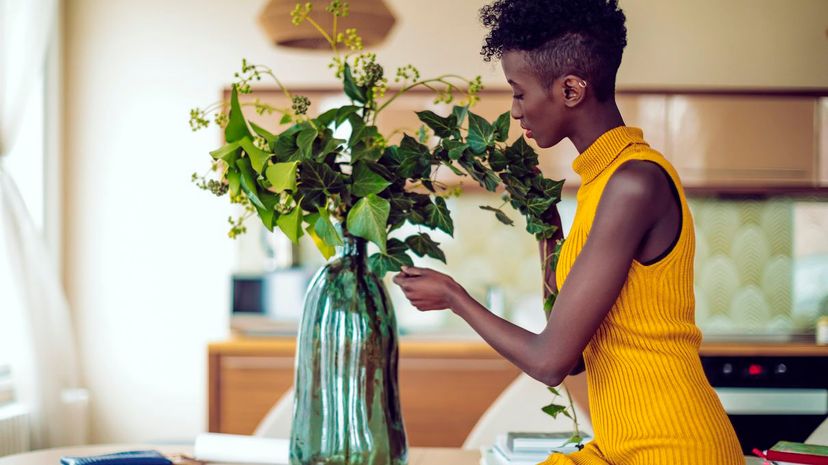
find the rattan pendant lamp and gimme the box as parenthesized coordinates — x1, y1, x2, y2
(259, 0, 397, 49)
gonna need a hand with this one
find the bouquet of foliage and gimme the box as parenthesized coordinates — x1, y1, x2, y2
(189, 0, 580, 445)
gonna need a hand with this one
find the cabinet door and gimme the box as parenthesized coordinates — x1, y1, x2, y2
(211, 355, 294, 434)
(399, 356, 520, 447)
(666, 95, 817, 186)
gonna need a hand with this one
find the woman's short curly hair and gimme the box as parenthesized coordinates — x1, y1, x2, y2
(480, 0, 627, 101)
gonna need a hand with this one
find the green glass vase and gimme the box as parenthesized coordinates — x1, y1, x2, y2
(290, 234, 408, 465)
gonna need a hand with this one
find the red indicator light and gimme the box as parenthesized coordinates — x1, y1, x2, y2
(748, 364, 764, 376)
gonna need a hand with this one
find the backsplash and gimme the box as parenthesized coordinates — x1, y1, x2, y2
(241, 194, 828, 338)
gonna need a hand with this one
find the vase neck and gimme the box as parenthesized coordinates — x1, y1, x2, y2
(340, 233, 367, 261)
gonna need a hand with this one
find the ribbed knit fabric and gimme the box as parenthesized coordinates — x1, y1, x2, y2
(540, 127, 744, 465)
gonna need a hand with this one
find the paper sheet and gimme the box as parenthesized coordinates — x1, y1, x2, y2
(194, 433, 290, 464)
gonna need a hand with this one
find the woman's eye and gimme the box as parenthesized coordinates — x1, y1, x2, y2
(513, 94, 524, 100)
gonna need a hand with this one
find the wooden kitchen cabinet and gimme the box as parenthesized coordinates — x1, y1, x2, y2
(208, 337, 523, 446)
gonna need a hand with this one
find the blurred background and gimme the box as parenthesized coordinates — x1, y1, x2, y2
(0, 0, 827, 455)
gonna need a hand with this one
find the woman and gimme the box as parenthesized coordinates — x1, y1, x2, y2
(392, 1, 744, 463)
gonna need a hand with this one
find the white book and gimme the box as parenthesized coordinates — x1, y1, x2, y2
(493, 434, 582, 461)
(504, 432, 591, 454)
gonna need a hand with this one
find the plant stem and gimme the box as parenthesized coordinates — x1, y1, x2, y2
(564, 387, 581, 438)
(305, 16, 338, 56)
(374, 75, 476, 116)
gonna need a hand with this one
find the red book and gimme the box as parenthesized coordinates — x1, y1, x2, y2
(765, 441, 828, 465)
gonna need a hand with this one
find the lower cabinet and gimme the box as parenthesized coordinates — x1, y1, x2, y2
(208, 338, 523, 446)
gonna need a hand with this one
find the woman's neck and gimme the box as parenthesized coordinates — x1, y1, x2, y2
(569, 100, 626, 154)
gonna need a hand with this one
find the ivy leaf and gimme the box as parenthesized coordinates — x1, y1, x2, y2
(226, 168, 241, 196)
(493, 111, 511, 142)
(541, 402, 567, 419)
(564, 434, 583, 446)
(505, 136, 537, 164)
(426, 196, 453, 236)
(351, 162, 391, 197)
(346, 194, 390, 252)
(296, 124, 319, 160)
(442, 140, 468, 161)
(305, 222, 336, 260)
(543, 293, 557, 316)
(489, 148, 508, 171)
(368, 239, 413, 277)
(239, 137, 271, 174)
(317, 105, 360, 128)
(479, 205, 514, 226)
(279, 113, 292, 125)
(225, 85, 251, 143)
(274, 125, 302, 162)
(256, 191, 280, 232)
(416, 110, 457, 138)
(526, 196, 556, 217)
(405, 233, 446, 263)
(276, 205, 303, 243)
(298, 161, 345, 210)
(451, 105, 469, 128)
(547, 386, 561, 396)
(314, 207, 343, 248)
(398, 134, 432, 179)
(250, 122, 278, 149)
(343, 64, 366, 104)
(443, 162, 466, 177)
(265, 161, 298, 193)
(467, 111, 495, 154)
(236, 158, 265, 210)
(210, 141, 241, 162)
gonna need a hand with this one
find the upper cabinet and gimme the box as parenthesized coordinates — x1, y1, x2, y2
(666, 95, 819, 188)
(236, 88, 828, 193)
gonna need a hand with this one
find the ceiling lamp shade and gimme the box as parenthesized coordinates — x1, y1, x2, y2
(259, 0, 397, 50)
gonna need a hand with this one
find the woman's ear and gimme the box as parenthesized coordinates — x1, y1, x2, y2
(561, 75, 588, 108)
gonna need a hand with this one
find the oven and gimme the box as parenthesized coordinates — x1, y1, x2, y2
(702, 354, 828, 455)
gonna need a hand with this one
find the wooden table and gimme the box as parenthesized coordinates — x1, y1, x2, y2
(0, 445, 480, 465)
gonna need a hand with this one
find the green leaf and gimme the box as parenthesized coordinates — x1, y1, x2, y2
(398, 134, 432, 179)
(543, 293, 557, 316)
(541, 402, 567, 419)
(256, 191, 280, 232)
(276, 205, 303, 243)
(351, 162, 391, 197)
(306, 222, 336, 259)
(346, 194, 390, 252)
(368, 239, 413, 276)
(297, 161, 345, 210)
(505, 136, 537, 163)
(265, 161, 299, 193)
(210, 141, 241, 161)
(226, 168, 241, 196)
(547, 386, 561, 396)
(296, 124, 318, 160)
(343, 64, 366, 104)
(239, 137, 271, 174)
(250, 122, 278, 148)
(404, 233, 446, 263)
(489, 148, 508, 171)
(467, 111, 495, 154)
(279, 113, 292, 125)
(479, 205, 514, 226)
(426, 197, 453, 236)
(314, 208, 343, 247)
(526, 196, 556, 217)
(443, 140, 468, 161)
(451, 105, 469, 128)
(225, 86, 251, 143)
(416, 110, 458, 138)
(444, 162, 466, 177)
(274, 125, 303, 161)
(564, 434, 583, 446)
(493, 111, 511, 142)
(236, 158, 265, 210)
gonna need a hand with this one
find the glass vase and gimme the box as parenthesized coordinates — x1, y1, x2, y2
(290, 234, 408, 465)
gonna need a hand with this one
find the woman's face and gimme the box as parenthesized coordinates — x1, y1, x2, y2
(501, 50, 568, 149)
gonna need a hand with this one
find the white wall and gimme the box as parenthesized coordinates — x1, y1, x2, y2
(63, 0, 828, 443)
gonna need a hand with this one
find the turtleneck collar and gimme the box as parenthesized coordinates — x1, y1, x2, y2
(572, 126, 647, 184)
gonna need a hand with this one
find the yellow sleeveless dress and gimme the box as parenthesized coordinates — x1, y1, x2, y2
(540, 127, 744, 465)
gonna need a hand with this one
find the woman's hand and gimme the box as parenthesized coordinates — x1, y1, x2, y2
(392, 266, 468, 311)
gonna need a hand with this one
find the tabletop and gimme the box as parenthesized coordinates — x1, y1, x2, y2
(0, 445, 480, 465)
(0, 444, 766, 465)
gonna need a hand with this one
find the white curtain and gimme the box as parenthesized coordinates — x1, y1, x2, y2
(0, 0, 89, 449)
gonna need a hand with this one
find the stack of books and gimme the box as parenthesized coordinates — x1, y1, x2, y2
(0, 365, 13, 406)
(487, 432, 593, 465)
(762, 441, 828, 465)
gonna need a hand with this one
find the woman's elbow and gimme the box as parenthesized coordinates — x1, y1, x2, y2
(528, 364, 566, 387)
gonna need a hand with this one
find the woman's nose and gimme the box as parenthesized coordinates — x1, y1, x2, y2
(510, 101, 522, 120)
